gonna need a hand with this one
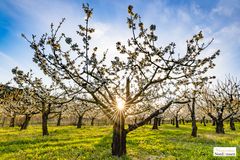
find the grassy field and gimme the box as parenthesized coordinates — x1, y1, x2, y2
(0, 122, 239, 160)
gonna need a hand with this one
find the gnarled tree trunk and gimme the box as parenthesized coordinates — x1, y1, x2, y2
(216, 120, 224, 133)
(20, 114, 31, 130)
(112, 112, 126, 157)
(215, 111, 225, 134)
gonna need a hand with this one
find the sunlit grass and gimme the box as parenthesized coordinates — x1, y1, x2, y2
(0, 122, 239, 160)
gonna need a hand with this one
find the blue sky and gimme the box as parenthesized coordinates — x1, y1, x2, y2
(0, 0, 240, 83)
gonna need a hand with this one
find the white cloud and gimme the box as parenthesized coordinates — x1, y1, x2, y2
(210, 23, 240, 79)
(211, 0, 240, 17)
(0, 0, 240, 84)
(0, 51, 20, 83)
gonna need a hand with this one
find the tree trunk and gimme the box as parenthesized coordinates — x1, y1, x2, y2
(230, 117, 235, 131)
(9, 114, 16, 127)
(191, 117, 197, 137)
(191, 98, 197, 137)
(175, 116, 179, 128)
(182, 119, 185, 125)
(77, 115, 83, 128)
(1, 116, 6, 127)
(202, 116, 206, 126)
(172, 118, 175, 125)
(152, 117, 158, 129)
(212, 118, 216, 126)
(112, 112, 126, 157)
(216, 120, 224, 134)
(158, 118, 161, 126)
(20, 114, 31, 130)
(91, 117, 95, 126)
(42, 112, 49, 136)
(162, 119, 164, 124)
(57, 112, 62, 126)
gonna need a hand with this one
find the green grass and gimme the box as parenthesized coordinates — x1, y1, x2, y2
(0, 122, 239, 160)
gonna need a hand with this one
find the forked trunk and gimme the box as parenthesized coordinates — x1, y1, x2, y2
(152, 117, 158, 129)
(230, 117, 235, 131)
(77, 115, 83, 128)
(42, 112, 49, 136)
(20, 114, 31, 130)
(91, 117, 95, 126)
(112, 112, 126, 157)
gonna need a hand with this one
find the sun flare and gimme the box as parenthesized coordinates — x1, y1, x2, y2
(116, 97, 125, 110)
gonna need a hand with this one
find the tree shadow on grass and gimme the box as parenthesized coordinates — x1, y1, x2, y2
(82, 131, 132, 160)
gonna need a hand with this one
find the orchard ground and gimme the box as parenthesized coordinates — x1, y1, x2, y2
(0, 123, 239, 160)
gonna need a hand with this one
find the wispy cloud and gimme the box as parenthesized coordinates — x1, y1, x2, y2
(0, 51, 20, 83)
(211, 0, 240, 17)
(0, 0, 239, 83)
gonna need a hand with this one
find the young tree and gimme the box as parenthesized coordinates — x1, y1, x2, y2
(85, 107, 101, 126)
(69, 99, 93, 128)
(182, 73, 216, 137)
(22, 4, 219, 156)
(12, 68, 73, 135)
(167, 105, 185, 128)
(0, 84, 21, 127)
(202, 77, 240, 133)
(55, 103, 69, 126)
(0, 84, 39, 129)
